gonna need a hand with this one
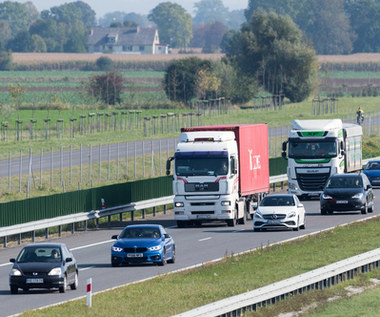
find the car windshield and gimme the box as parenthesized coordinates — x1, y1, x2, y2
(326, 177, 363, 188)
(366, 162, 380, 170)
(17, 247, 62, 263)
(119, 227, 161, 239)
(260, 196, 295, 206)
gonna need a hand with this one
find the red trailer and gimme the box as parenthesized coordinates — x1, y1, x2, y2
(168, 124, 269, 227)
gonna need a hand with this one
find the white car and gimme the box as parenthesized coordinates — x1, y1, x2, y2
(253, 194, 306, 231)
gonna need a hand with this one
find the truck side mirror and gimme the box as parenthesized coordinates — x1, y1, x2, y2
(166, 157, 174, 175)
(232, 157, 238, 174)
(282, 151, 287, 160)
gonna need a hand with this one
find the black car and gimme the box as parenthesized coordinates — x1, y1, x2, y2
(320, 173, 375, 215)
(9, 243, 78, 294)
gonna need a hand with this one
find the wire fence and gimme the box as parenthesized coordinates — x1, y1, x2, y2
(0, 111, 379, 198)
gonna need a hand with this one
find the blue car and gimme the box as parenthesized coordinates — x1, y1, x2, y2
(363, 160, 380, 186)
(111, 224, 175, 267)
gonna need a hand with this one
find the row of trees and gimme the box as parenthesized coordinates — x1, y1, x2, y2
(245, 0, 380, 54)
(163, 11, 317, 105)
(0, 0, 242, 53)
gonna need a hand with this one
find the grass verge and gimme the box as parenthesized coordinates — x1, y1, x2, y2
(18, 215, 380, 317)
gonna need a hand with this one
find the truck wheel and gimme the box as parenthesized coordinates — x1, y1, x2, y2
(226, 219, 235, 227)
(177, 221, 186, 228)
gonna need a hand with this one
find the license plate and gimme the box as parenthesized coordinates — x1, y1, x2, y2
(127, 253, 143, 258)
(268, 220, 280, 225)
(196, 215, 210, 219)
(336, 200, 348, 204)
(26, 278, 43, 283)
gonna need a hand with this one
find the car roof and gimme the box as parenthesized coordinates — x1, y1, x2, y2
(124, 224, 162, 229)
(22, 243, 67, 248)
(330, 173, 361, 178)
(264, 194, 294, 198)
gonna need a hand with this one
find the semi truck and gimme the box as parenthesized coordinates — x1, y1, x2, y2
(166, 124, 269, 227)
(282, 119, 362, 198)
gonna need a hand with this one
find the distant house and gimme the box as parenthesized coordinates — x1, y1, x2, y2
(87, 26, 168, 54)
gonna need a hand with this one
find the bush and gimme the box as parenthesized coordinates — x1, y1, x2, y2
(0, 51, 13, 70)
(96, 56, 113, 71)
(87, 72, 123, 105)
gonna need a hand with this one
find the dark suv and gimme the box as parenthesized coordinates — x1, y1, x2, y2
(320, 173, 374, 215)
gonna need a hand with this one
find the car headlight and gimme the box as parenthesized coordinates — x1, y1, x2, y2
(175, 202, 184, 207)
(148, 245, 162, 251)
(221, 201, 231, 206)
(352, 193, 363, 199)
(322, 194, 332, 200)
(10, 268, 22, 276)
(48, 267, 62, 276)
(112, 246, 123, 252)
(254, 210, 263, 219)
(288, 211, 296, 218)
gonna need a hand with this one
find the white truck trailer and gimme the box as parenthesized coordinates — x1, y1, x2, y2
(282, 119, 362, 198)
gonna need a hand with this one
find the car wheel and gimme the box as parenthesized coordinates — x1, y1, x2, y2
(158, 250, 166, 266)
(253, 227, 260, 232)
(111, 261, 119, 267)
(321, 208, 327, 215)
(167, 247, 175, 264)
(59, 275, 67, 293)
(10, 286, 18, 294)
(293, 217, 300, 231)
(361, 202, 368, 214)
(70, 272, 78, 290)
(300, 219, 306, 230)
(368, 200, 374, 213)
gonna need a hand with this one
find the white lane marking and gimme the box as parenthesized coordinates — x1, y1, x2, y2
(79, 266, 95, 272)
(71, 239, 114, 251)
(199, 237, 212, 242)
(0, 262, 12, 267)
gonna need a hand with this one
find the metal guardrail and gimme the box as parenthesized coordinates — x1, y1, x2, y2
(1, 156, 378, 246)
(173, 247, 380, 317)
(0, 175, 288, 247)
(0, 195, 175, 247)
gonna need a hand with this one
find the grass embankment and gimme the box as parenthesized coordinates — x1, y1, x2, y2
(19, 216, 380, 317)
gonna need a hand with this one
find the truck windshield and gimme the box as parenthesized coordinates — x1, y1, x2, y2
(175, 151, 229, 176)
(289, 140, 337, 159)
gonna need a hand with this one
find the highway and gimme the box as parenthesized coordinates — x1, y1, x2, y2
(0, 189, 379, 317)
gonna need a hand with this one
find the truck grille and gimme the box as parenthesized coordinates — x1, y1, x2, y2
(296, 173, 330, 191)
(191, 211, 214, 215)
(190, 202, 215, 206)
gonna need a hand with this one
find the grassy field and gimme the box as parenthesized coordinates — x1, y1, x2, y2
(17, 216, 380, 317)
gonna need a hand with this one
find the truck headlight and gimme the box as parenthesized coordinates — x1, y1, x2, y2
(175, 202, 184, 207)
(221, 201, 231, 206)
(288, 182, 298, 190)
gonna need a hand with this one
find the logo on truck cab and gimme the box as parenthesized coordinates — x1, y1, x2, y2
(248, 150, 261, 170)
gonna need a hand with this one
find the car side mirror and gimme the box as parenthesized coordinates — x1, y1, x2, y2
(65, 257, 72, 263)
(367, 184, 372, 190)
(298, 203, 304, 208)
(111, 235, 118, 239)
(10, 258, 15, 263)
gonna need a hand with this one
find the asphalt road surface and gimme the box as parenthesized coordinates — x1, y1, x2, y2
(0, 189, 379, 316)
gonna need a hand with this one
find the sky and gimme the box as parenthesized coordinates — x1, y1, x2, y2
(15, 0, 248, 18)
